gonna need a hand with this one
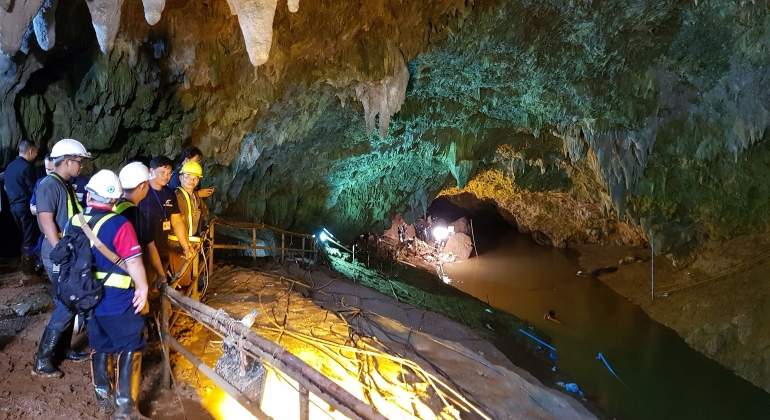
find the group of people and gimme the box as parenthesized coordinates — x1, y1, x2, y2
(4, 138, 213, 419)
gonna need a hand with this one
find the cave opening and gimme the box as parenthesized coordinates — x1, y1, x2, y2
(1, 0, 770, 418)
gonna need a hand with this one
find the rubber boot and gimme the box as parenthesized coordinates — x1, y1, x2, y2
(20, 255, 34, 275)
(31, 327, 64, 378)
(113, 352, 147, 420)
(58, 323, 89, 362)
(91, 352, 114, 413)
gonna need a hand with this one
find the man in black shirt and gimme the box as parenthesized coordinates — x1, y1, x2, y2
(138, 157, 187, 279)
(117, 162, 166, 284)
(4, 140, 40, 272)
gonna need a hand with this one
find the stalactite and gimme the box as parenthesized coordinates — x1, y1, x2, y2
(287, 0, 300, 13)
(226, 0, 278, 66)
(141, 0, 165, 25)
(32, 0, 57, 51)
(85, 0, 125, 54)
(354, 57, 409, 137)
(0, 0, 44, 55)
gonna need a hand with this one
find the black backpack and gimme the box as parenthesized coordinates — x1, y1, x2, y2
(49, 213, 117, 313)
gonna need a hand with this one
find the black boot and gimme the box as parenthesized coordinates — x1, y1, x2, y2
(113, 351, 146, 420)
(91, 352, 114, 413)
(20, 255, 34, 275)
(31, 327, 64, 378)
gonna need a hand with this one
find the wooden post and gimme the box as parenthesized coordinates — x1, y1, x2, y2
(160, 297, 172, 389)
(299, 385, 309, 420)
(209, 223, 215, 274)
(302, 237, 306, 261)
(469, 219, 479, 258)
(252, 228, 257, 261)
(281, 233, 285, 262)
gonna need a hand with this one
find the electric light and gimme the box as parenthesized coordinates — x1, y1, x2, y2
(432, 226, 449, 241)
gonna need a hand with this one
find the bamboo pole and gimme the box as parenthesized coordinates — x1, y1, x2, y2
(299, 385, 310, 420)
(208, 223, 215, 274)
(165, 334, 272, 420)
(162, 286, 385, 420)
(252, 228, 258, 261)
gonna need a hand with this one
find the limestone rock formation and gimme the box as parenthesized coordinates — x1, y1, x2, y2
(226, 0, 278, 66)
(0, 0, 44, 55)
(141, 0, 165, 25)
(355, 54, 410, 136)
(85, 0, 125, 54)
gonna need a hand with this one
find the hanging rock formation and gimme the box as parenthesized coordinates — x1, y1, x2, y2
(226, 0, 278, 66)
(141, 0, 165, 25)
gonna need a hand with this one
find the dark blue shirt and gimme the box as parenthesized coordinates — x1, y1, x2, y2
(138, 185, 180, 255)
(70, 175, 90, 207)
(167, 168, 181, 190)
(4, 156, 37, 207)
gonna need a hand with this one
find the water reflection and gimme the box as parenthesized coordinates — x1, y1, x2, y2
(444, 232, 770, 420)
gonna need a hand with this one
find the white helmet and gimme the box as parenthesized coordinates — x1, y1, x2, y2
(50, 138, 91, 159)
(119, 162, 150, 190)
(86, 170, 123, 200)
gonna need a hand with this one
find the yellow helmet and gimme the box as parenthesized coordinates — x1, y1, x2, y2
(180, 160, 203, 177)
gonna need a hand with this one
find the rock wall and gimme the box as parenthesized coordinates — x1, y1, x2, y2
(1, 0, 769, 254)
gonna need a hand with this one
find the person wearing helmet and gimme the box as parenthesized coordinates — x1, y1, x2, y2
(168, 160, 208, 297)
(32, 138, 92, 379)
(72, 169, 149, 418)
(168, 146, 215, 198)
(116, 162, 167, 287)
(138, 156, 188, 278)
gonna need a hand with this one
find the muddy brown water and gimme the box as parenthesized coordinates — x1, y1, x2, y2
(443, 231, 770, 420)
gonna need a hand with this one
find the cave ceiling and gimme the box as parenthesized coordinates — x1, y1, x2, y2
(1, 0, 769, 253)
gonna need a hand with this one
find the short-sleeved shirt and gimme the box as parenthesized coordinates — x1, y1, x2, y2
(74, 207, 142, 316)
(138, 185, 180, 256)
(4, 156, 37, 208)
(114, 200, 152, 247)
(36, 174, 81, 259)
(30, 176, 45, 208)
(70, 175, 90, 207)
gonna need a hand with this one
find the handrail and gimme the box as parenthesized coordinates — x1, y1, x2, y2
(160, 285, 387, 420)
(208, 220, 318, 267)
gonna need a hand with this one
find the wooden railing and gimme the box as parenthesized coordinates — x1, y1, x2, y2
(159, 285, 386, 420)
(207, 220, 318, 270)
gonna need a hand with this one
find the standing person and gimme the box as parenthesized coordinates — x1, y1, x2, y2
(5, 140, 40, 272)
(30, 154, 55, 215)
(69, 170, 148, 418)
(168, 146, 214, 198)
(32, 138, 91, 378)
(168, 161, 208, 297)
(138, 156, 188, 278)
(116, 162, 166, 285)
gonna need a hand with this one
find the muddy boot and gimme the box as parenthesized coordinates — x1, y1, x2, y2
(31, 327, 64, 378)
(113, 352, 147, 420)
(20, 255, 34, 275)
(91, 352, 114, 413)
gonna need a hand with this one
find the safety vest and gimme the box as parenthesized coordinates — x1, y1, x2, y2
(113, 199, 134, 215)
(48, 173, 83, 219)
(168, 187, 201, 243)
(71, 212, 133, 289)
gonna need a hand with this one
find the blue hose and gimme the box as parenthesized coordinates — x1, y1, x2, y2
(596, 352, 623, 383)
(517, 328, 557, 353)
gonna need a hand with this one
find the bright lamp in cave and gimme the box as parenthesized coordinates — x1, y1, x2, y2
(432, 226, 449, 241)
(318, 231, 331, 242)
